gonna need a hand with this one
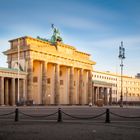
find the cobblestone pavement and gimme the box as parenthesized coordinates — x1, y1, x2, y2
(0, 106, 140, 140)
(0, 121, 140, 140)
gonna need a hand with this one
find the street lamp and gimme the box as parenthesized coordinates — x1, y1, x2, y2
(118, 41, 125, 107)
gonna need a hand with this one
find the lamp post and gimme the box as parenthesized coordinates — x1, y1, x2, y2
(118, 41, 125, 107)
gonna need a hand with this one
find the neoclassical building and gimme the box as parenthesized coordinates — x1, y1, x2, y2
(93, 70, 140, 104)
(0, 67, 27, 105)
(2, 36, 95, 105)
(92, 71, 117, 105)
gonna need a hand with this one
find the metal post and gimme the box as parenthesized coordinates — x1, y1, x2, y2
(57, 108, 62, 122)
(118, 41, 125, 107)
(120, 58, 123, 107)
(17, 39, 20, 104)
(15, 108, 19, 122)
(105, 108, 110, 123)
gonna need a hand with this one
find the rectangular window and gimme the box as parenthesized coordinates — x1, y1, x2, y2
(47, 78, 51, 84)
(33, 77, 38, 83)
(74, 81, 76, 86)
(60, 71, 62, 76)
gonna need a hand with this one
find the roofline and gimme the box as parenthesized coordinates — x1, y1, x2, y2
(0, 67, 27, 74)
(93, 70, 139, 80)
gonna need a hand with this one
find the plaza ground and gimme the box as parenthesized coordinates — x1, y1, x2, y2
(0, 106, 140, 140)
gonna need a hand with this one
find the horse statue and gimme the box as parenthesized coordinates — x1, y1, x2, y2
(50, 24, 63, 44)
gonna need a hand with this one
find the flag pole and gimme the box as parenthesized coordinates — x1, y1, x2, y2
(17, 39, 20, 104)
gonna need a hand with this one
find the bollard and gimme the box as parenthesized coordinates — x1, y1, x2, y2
(57, 108, 62, 122)
(15, 108, 19, 122)
(105, 108, 110, 123)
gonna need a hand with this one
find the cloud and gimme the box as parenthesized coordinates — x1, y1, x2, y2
(89, 35, 140, 50)
(56, 16, 105, 30)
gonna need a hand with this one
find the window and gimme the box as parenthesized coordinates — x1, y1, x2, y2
(74, 81, 76, 86)
(47, 78, 51, 84)
(33, 77, 38, 83)
(60, 71, 62, 76)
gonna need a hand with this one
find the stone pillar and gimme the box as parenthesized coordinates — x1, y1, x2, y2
(23, 79, 26, 102)
(92, 84, 94, 105)
(54, 64, 60, 105)
(42, 61, 48, 104)
(0, 77, 4, 105)
(93, 87, 97, 105)
(99, 87, 102, 99)
(69, 67, 74, 104)
(11, 78, 15, 105)
(109, 88, 112, 105)
(5, 79, 9, 105)
(88, 71, 92, 104)
(104, 88, 108, 105)
(79, 69, 83, 104)
(97, 87, 99, 101)
(27, 58, 33, 101)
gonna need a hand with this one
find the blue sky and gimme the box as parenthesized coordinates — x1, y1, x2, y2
(0, 0, 140, 76)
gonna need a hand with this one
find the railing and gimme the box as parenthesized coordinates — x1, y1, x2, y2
(0, 108, 140, 123)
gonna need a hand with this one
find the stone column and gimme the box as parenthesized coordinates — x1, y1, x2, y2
(109, 88, 112, 105)
(94, 87, 98, 105)
(0, 77, 4, 105)
(5, 79, 9, 105)
(42, 61, 48, 104)
(99, 87, 102, 99)
(79, 69, 83, 104)
(93, 87, 96, 105)
(88, 71, 92, 104)
(23, 79, 26, 102)
(11, 78, 15, 106)
(69, 67, 74, 104)
(97, 87, 99, 101)
(54, 64, 60, 105)
(27, 58, 33, 101)
(92, 84, 94, 105)
(104, 88, 108, 105)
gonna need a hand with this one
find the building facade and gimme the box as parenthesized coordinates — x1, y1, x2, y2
(3, 36, 95, 105)
(92, 71, 117, 105)
(0, 67, 27, 105)
(92, 71, 140, 105)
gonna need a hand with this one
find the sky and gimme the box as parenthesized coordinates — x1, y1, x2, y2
(0, 0, 140, 76)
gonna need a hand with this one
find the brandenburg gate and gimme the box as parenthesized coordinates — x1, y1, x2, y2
(3, 32, 95, 105)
